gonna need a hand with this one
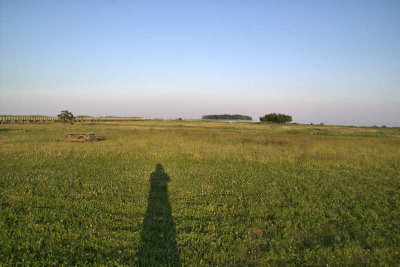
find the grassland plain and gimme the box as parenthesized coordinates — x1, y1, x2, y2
(0, 121, 399, 265)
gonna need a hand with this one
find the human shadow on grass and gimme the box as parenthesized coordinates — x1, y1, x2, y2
(137, 164, 180, 266)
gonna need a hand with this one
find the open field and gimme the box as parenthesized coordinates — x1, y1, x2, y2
(1, 121, 399, 265)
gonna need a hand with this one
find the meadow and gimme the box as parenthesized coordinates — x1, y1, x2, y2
(0, 120, 399, 265)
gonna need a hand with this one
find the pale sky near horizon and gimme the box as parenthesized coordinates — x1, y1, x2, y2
(1, 0, 399, 125)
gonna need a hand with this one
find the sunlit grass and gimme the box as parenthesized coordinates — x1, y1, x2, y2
(0, 121, 399, 265)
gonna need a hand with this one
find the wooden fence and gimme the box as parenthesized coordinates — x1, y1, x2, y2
(0, 116, 152, 123)
(0, 116, 57, 123)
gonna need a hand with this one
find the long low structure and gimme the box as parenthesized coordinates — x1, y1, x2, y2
(0, 116, 57, 123)
(74, 117, 150, 122)
(0, 116, 153, 123)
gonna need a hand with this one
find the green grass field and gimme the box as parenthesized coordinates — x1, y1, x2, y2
(1, 121, 399, 265)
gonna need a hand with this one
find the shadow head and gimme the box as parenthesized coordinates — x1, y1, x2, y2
(152, 163, 170, 185)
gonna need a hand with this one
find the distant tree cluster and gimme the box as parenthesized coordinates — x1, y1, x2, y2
(259, 113, 292, 123)
(202, 114, 252, 120)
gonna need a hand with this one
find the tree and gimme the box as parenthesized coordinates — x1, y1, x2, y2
(57, 110, 75, 124)
(259, 113, 292, 123)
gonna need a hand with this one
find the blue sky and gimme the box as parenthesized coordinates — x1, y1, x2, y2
(1, 0, 399, 125)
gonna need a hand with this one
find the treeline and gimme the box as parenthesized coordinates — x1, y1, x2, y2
(259, 113, 292, 123)
(202, 114, 252, 120)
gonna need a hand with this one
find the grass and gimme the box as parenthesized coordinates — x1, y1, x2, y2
(0, 121, 399, 265)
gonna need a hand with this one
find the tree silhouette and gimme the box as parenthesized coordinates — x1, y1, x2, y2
(57, 110, 75, 124)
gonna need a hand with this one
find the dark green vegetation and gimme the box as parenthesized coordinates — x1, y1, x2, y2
(260, 113, 292, 123)
(202, 114, 252, 120)
(57, 110, 75, 124)
(0, 121, 399, 265)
